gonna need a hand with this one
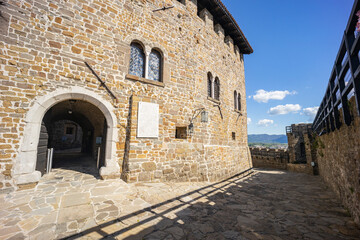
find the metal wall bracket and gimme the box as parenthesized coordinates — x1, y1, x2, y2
(85, 62, 118, 100)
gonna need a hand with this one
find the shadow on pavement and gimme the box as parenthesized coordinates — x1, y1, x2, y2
(63, 168, 360, 240)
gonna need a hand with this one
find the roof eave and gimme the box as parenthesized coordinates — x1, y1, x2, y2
(215, 0, 253, 54)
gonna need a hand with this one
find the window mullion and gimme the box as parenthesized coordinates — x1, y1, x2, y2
(145, 51, 150, 79)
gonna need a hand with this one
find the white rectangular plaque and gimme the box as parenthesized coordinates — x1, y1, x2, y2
(137, 102, 159, 138)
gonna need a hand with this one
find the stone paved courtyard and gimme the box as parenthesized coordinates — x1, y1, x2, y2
(0, 168, 359, 240)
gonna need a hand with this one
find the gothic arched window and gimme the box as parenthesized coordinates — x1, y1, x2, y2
(207, 72, 213, 97)
(129, 42, 145, 78)
(148, 49, 162, 82)
(237, 93, 241, 111)
(214, 77, 220, 100)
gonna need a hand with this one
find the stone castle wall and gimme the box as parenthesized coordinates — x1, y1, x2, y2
(250, 143, 313, 174)
(286, 123, 313, 174)
(287, 124, 312, 163)
(250, 147, 288, 170)
(315, 97, 360, 224)
(0, 0, 251, 191)
(51, 120, 82, 151)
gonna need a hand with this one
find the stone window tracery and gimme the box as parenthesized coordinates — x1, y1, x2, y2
(148, 49, 161, 82)
(129, 42, 145, 78)
(207, 73, 221, 102)
(128, 42, 164, 84)
(234, 91, 241, 111)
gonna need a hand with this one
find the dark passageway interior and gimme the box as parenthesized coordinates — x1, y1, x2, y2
(36, 99, 108, 176)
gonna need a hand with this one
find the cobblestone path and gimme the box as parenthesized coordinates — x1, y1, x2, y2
(0, 168, 359, 239)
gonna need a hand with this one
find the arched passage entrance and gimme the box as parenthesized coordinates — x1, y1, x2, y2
(13, 87, 120, 185)
(36, 100, 108, 176)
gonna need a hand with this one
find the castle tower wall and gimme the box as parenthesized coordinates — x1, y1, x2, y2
(0, 0, 252, 191)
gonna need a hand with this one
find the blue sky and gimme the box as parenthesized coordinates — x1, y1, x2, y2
(222, 0, 354, 134)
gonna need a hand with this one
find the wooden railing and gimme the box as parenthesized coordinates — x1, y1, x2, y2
(313, 0, 360, 135)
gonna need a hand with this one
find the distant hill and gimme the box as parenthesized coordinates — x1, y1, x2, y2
(248, 134, 287, 144)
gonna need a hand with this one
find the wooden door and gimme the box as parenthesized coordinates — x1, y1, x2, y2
(36, 122, 48, 175)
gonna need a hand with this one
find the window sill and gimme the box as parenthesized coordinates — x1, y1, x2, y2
(207, 96, 220, 104)
(126, 74, 165, 87)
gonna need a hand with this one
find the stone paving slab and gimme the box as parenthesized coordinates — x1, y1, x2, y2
(0, 168, 359, 239)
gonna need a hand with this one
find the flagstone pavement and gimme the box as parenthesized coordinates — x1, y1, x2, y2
(0, 168, 359, 240)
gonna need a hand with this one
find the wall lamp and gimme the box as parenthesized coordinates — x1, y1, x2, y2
(68, 99, 76, 115)
(201, 111, 208, 122)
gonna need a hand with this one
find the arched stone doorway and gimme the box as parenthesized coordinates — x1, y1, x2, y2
(13, 87, 120, 185)
(36, 99, 108, 176)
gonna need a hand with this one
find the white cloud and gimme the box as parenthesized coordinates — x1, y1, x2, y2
(257, 119, 274, 127)
(302, 106, 319, 121)
(247, 118, 252, 124)
(268, 104, 301, 115)
(252, 89, 297, 103)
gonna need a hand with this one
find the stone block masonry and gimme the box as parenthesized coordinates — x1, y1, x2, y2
(250, 146, 313, 175)
(0, 0, 252, 191)
(250, 147, 288, 170)
(315, 97, 360, 224)
(250, 123, 314, 174)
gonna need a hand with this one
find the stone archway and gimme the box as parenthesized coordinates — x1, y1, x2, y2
(13, 87, 120, 185)
(38, 100, 105, 175)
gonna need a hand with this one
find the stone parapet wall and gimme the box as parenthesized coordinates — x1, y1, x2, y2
(250, 147, 314, 175)
(315, 97, 360, 224)
(250, 147, 288, 170)
(286, 163, 312, 174)
(0, 0, 251, 191)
